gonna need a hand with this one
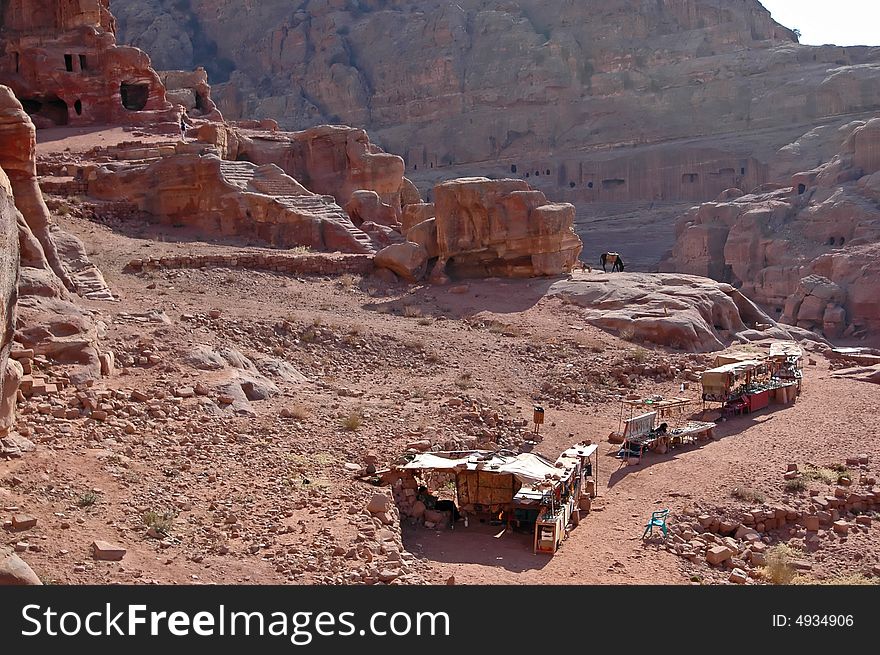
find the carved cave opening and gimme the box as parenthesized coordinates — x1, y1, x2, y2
(64, 54, 73, 72)
(120, 82, 149, 111)
(20, 95, 69, 125)
(798, 183, 806, 194)
(74, 99, 82, 115)
(79, 54, 87, 71)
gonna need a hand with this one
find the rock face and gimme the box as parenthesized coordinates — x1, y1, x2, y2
(0, 119, 20, 437)
(0, 85, 105, 387)
(433, 177, 582, 278)
(112, 0, 880, 209)
(0, 0, 178, 128)
(0, 86, 71, 289)
(548, 272, 788, 352)
(663, 118, 880, 338)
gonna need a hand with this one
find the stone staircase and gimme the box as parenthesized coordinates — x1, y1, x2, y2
(218, 160, 375, 253)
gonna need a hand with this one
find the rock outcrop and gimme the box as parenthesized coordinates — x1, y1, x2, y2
(664, 118, 880, 339)
(0, 85, 105, 387)
(549, 272, 789, 352)
(0, 0, 179, 128)
(226, 125, 410, 214)
(87, 149, 376, 253)
(432, 177, 582, 278)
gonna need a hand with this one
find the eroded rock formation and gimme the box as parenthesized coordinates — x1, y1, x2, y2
(664, 118, 880, 339)
(87, 148, 376, 253)
(549, 272, 790, 353)
(0, 0, 178, 128)
(431, 177, 582, 278)
(159, 66, 222, 122)
(0, 84, 106, 389)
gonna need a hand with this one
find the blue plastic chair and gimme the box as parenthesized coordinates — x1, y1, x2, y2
(642, 509, 669, 539)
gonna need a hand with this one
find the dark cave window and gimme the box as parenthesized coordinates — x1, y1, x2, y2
(120, 82, 149, 111)
(587, 181, 594, 189)
(64, 54, 73, 72)
(569, 182, 576, 188)
(511, 164, 517, 174)
(13, 52, 20, 73)
(740, 167, 746, 175)
(798, 183, 806, 194)
(545, 169, 550, 176)
(74, 99, 82, 115)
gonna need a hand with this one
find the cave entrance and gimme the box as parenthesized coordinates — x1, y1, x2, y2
(64, 54, 73, 72)
(74, 99, 82, 115)
(797, 183, 806, 194)
(20, 95, 69, 125)
(120, 82, 149, 111)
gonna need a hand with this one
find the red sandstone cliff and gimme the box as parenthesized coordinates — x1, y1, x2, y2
(111, 0, 880, 210)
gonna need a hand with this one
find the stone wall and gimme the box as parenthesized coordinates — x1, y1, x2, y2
(123, 252, 374, 277)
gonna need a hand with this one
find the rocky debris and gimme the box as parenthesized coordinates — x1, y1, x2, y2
(664, 468, 880, 583)
(432, 178, 582, 278)
(92, 541, 126, 561)
(729, 568, 748, 584)
(0, 546, 42, 585)
(11, 514, 37, 530)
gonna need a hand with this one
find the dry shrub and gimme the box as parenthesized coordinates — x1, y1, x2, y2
(764, 544, 797, 585)
(341, 410, 363, 431)
(731, 486, 765, 504)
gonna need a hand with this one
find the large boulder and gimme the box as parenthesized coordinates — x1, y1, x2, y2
(374, 242, 429, 282)
(549, 272, 786, 352)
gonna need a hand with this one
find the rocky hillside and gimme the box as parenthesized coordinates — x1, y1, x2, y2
(662, 118, 880, 339)
(111, 1, 880, 208)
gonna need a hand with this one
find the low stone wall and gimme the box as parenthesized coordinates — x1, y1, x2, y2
(124, 252, 375, 277)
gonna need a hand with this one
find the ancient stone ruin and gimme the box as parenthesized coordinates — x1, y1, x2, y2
(0, 0, 178, 128)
